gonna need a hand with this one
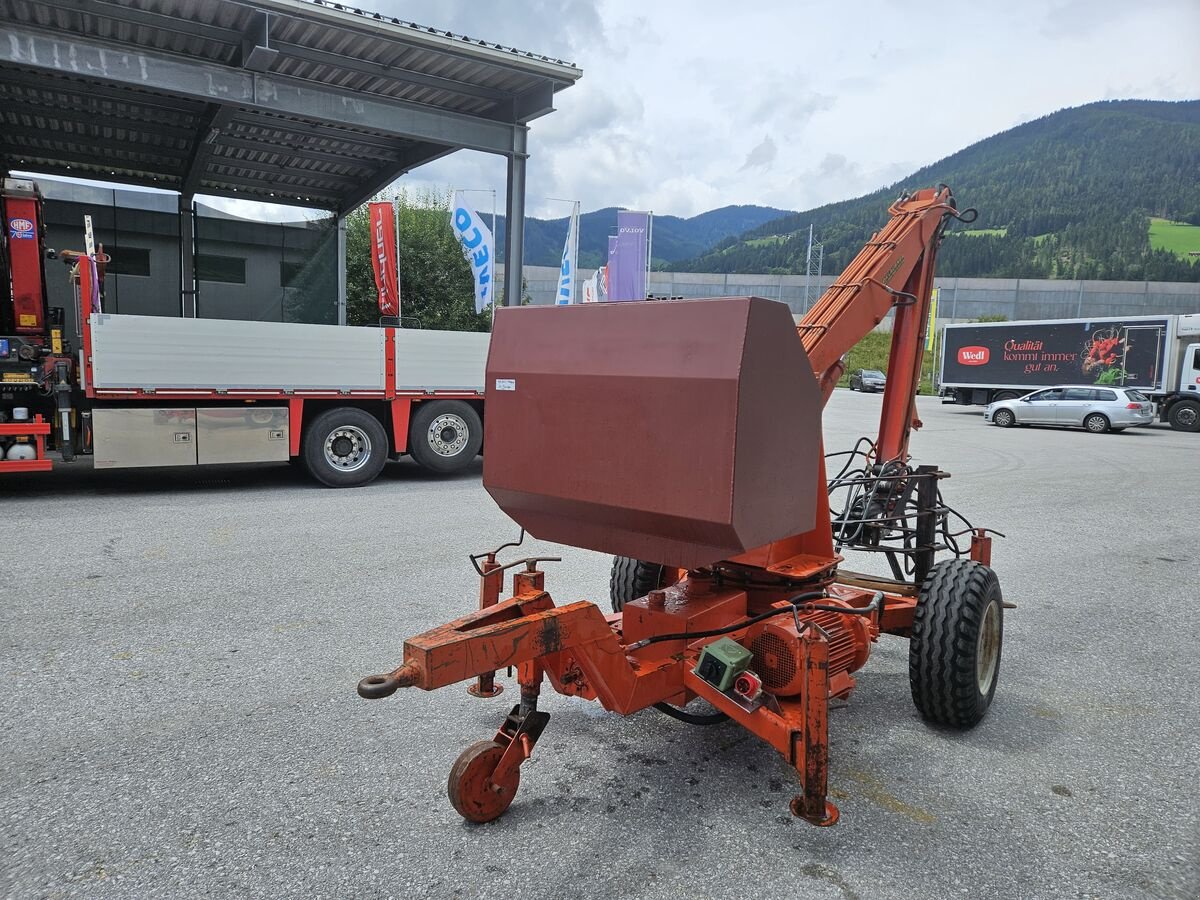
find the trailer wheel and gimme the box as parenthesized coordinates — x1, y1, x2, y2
(1167, 400, 1200, 432)
(909, 558, 1003, 728)
(1083, 412, 1110, 434)
(610, 557, 666, 612)
(992, 391, 1021, 402)
(303, 407, 388, 487)
(409, 401, 483, 473)
(992, 408, 1016, 428)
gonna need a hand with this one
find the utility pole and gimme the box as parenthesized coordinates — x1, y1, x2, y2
(803, 224, 824, 312)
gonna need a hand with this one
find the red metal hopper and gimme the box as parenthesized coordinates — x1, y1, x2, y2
(483, 297, 823, 568)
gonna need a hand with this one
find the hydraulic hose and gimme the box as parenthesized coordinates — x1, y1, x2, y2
(625, 591, 825, 650)
(625, 590, 884, 651)
(653, 702, 728, 726)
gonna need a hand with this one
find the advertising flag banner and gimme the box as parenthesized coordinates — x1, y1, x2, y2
(605, 235, 620, 301)
(582, 269, 600, 303)
(556, 201, 580, 305)
(450, 190, 495, 313)
(610, 211, 649, 301)
(369, 201, 400, 317)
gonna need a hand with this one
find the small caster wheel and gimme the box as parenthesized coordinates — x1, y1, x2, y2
(448, 740, 519, 823)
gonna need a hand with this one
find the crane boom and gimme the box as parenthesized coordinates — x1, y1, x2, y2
(799, 185, 975, 462)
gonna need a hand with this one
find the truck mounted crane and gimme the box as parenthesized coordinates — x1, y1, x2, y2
(357, 185, 1003, 826)
(0, 177, 489, 486)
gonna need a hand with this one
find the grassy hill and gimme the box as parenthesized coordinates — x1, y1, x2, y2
(1149, 217, 1200, 258)
(676, 100, 1200, 282)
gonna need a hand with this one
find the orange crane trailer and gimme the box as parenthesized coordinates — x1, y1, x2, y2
(357, 186, 1003, 825)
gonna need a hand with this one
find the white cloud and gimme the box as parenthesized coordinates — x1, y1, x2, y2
(359, 0, 1200, 218)
(740, 136, 778, 172)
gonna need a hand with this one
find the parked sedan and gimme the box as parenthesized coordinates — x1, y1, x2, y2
(984, 386, 1155, 433)
(849, 369, 887, 392)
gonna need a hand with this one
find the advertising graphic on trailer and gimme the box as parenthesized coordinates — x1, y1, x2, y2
(941, 319, 1169, 390)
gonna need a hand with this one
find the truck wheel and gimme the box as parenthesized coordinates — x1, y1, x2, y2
(992, 391, 1020, 402)
(303, 407, 388, 487)
(1167, 400, 1200, 432)
(992, 408, 1016, 428)
(610, 557, 666, 612)
(909, 559, 1003, 728)
(1083, 412, 1110, 434)
(409, 401, 483, 473)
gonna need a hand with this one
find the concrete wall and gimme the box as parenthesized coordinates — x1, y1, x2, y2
(40, 183, 182, 339)
(38, 180, 337, 341)
(194, 201, 337, 325)
(507, 265, 1200, 321)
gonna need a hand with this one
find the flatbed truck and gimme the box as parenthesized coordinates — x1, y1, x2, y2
(1, 177, 489, 486)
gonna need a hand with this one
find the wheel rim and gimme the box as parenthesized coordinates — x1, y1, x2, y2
(996, 410, 1013, 426)
(448, 740, 518, 823)
(427, 413, 470, 458)
(976, 600, 1000, 696)
(1177, 407, 1198, 427)
(323, 425, 371, 472)
(1086, 415, 1106, 433)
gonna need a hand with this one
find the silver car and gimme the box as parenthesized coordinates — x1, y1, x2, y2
(984, 386, 1155, 433)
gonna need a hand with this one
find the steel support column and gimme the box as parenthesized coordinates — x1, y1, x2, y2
(337, 214, 348, 326)
(179, 194, 196, 317)
(503, 129, 529, 307)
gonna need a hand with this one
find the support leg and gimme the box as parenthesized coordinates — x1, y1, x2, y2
(468, 557, 504, 698)
(790, 627, 840, 826)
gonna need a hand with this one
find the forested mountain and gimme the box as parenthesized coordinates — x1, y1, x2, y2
(494, 204, 793, 268)
(676, 100, 1200, 281)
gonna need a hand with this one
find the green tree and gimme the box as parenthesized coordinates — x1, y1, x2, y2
(346, 188, 491, 331)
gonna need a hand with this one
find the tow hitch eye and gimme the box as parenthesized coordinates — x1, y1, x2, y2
(357, 663, 421, 699)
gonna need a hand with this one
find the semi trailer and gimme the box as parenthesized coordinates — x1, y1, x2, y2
(1, 176, 489, 486)
(939, 314, 1200, 432)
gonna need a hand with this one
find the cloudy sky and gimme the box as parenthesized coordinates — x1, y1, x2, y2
(357, 0, 1198, 220)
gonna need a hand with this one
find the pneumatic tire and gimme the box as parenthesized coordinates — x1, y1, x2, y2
(992, 408, 1016, 428)
(609, 557, 666, 612)
(1084, 412, 1110, 434)
(909, 559, 1003, 728)
(1167, 400, 1200, 432)
(303, 407, 388, 487)
(408, 401, 483, 473)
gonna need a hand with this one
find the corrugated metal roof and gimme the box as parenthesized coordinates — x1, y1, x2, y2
(0, 0, 581, 209)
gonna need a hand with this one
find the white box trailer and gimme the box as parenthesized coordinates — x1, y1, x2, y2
(79, 313, 490, 485)
(938, 314, 1200, 432)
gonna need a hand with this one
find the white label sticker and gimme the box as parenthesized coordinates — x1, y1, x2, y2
(495, 378, 516, 392)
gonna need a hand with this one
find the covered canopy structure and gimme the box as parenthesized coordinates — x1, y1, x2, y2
(0, 0, 581, 315)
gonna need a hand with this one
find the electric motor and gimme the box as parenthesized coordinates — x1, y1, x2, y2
(749, 599, 872, 697)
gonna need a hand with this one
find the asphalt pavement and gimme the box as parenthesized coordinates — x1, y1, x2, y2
(2, 391, 1197, 899)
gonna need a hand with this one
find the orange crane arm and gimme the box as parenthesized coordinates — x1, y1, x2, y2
(798, 185, 975, 462)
